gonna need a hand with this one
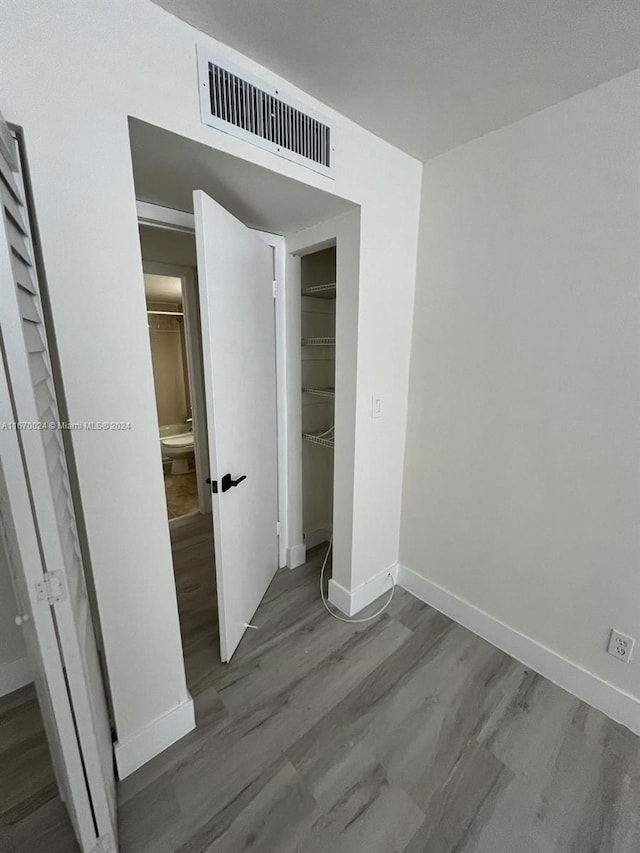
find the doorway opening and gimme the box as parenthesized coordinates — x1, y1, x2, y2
(128, 117, 358, 683)
(300, 245, 336, 551)
(146, 273, 198, 519)
(137, 223, 220, 688)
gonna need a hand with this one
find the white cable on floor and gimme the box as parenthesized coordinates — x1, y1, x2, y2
(320, 535, 396, 623)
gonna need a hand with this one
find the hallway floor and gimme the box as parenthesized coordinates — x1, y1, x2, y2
(168, 511, 219, 694)
(3, 514, 640, 851)
(164, 470, 199, 520)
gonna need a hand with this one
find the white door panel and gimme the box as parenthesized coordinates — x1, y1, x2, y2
(194, 190, 279, 661)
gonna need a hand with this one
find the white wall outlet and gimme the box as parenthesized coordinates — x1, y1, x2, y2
(371, 394, 382, 419)
(607, 629, 635, 663)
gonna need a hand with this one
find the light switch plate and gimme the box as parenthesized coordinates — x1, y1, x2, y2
(371, 394, 382, 419)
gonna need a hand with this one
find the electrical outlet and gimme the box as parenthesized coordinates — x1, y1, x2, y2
(607, 629, 635, 663)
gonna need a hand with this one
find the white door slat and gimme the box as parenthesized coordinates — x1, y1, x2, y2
(0, 156, 22, 202)
(2, 183, 29, 234)
(47, 450, 67, 487)
(23, 320, 46, 353)
(28, 350, 50, 385)
(7, 215, 32, 265)
(18, 286, 41, 323)
(34, 374, 54, 415)
(36, 398, 57, 427)
(12, 252, 38, 294)
(42, 419, 64, 450)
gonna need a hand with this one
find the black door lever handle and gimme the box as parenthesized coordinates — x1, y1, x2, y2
(221, 473, 247, 493)
(206, 474, 247, 494)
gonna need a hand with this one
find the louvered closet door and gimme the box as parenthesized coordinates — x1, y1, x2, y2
(0, 363, 96, 849)
(0, 114, 117, 851)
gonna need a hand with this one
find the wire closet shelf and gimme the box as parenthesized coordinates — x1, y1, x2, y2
(302, 387, 335, 398)
(302, 428, 335, 449)
(302, 282, 336, 298)
(302, 336, 335, 346)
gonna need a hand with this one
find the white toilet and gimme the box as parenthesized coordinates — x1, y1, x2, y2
(161, 432, 195, 475)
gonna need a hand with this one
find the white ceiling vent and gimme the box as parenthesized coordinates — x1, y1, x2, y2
(197, 47, 334, 178)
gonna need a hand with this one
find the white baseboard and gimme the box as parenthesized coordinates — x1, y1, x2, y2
(286, 543, 306, 570)
(304, 527, 332, 550)
(329, 564, 398, 617)
(398, 564, 640, 736)
(114, 696, 195, 779)
(0, 656, 33, 697)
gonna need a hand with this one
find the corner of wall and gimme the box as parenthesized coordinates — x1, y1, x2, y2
(397, 564, 640, 736)
(114, 695, 195, 779)
(328, 562, 398, 617)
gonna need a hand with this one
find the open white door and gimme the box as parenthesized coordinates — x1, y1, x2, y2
(0, 115, 117, 851)
(194, 190, 279, 662)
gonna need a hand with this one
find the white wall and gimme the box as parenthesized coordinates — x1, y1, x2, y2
(0, 0, 421, 768)
(401, 70, 640, 719)
(0, 530, 32, 696)
(139, 226, 198, 268)
(147, 317, 188, 427)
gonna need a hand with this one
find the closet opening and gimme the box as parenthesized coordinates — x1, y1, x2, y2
(300, 245, 337, 553)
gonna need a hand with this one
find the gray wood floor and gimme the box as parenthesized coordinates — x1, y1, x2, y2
(3, 513, 640, 852)
(0, 685, 57, 828)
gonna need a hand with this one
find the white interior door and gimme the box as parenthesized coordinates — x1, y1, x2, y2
(0, 114, 117, 851)
(194, 190, 279, 662)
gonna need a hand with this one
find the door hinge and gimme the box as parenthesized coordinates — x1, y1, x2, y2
(272, 279, 278, 299)
(35, 570, 67, 605)
(276, 520, 281, 535)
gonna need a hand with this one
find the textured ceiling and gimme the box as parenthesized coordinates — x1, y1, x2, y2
(151, 0, 640, 160)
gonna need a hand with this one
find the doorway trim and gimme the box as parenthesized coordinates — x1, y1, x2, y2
(284, 210, 362, 595)
(136, 202, 292, 569)
(137, 200, 194, 233)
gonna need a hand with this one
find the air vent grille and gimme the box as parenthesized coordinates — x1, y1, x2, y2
(198, 48, 334, 177)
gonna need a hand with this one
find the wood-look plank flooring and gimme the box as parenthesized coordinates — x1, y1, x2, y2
(0, 685, 57, 827)
(3, 512, 640, 852)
